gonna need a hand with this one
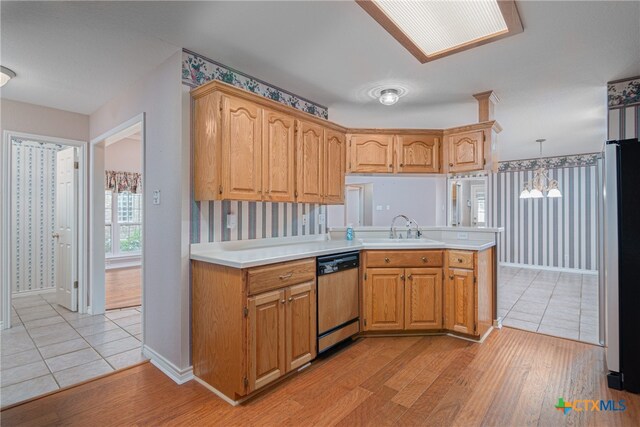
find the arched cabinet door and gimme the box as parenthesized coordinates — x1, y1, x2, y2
(396, 135, 440, 173)
(324, 130, 346, 204)
(221, 95, 263, 200)
(262, 109, 295, 202)
(296, 120, 324, 203)
(447, 130, 484, 173)
(348, 134, 394, 173)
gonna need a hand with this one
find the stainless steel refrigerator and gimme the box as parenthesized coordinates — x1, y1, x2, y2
(604, 138, 640, 393)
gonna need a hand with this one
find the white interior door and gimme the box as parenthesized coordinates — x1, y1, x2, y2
(345, 186, 363, 226)
(55, 147, 78, 311)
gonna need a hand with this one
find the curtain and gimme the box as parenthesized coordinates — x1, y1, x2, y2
(105, 171, 142, 194)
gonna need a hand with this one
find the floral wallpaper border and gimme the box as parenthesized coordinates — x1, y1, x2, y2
(182, 49, 328, 119)
(498, 153, 602, 172)
(608, 77, 640, 109)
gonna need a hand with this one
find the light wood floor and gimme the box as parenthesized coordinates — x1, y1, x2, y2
(3, 328, 638, 426)
(105, 267, 141, 310)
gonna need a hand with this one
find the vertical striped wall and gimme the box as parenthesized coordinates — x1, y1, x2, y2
(608, 77, 640, 140)
(11, 139, 60, 294)
(191, 200, 327, 243)
(488, 162, 601, 271)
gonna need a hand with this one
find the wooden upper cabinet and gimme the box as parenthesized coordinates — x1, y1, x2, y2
(365, 268, 405, 331)
(447, 130, 484, 173)
(262, 109, 295, 202)
(405, 268, 442, 330)
(349, 134, 394, 173)
(285, 281, 316, 371)
(194, 92, 221, 201)
(324, 130, 346, 204)
(444, 268, 476, 335)
(247, 289, 286, 393)
(296, 120, 324, 203)
(221, 95, 263, 200)
(396, 135, 440, 173)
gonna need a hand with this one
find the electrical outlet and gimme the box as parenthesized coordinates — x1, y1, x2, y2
(318, 213, 325, 225)
(302, 214, 308, 226)
(376, 205, 383, 211)
(386, 205, 390, 210)
(227, 214, 237, 229)
(152, 190, 161, 205)
(457, 232, 469, 240)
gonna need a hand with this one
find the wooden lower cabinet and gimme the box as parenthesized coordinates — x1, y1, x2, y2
(365, 268, 404, 330)
(444, 268, 476, 335)
(248, 289, 286, 393)
(285, 282, 316, 371)
(405, 268, 442, 330)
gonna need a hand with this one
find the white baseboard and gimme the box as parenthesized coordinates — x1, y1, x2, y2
(142, 344, 193, 385)
(499, 262, 598, 275)
(12, 288, 56, 298)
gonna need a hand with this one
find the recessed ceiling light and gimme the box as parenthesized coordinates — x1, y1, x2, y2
(379, 89, 399, 106)
(0, 66, 16, 87)
(357, 0, 523, 63)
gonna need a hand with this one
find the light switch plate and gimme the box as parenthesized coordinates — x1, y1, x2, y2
(318, 213, 325, 225)
(227, 214, 237, 229)
(152, 190, 161, 205)
(302, 214, 308, 226)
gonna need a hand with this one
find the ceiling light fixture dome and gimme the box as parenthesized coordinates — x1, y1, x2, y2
(0, 66, 16, 87)
(520, 139, 563, 200)
(379, 88, 400, 106)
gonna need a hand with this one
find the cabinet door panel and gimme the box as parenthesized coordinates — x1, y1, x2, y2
(262, 109, 295, 202)
(221, 96, 262, 200)
(405, 268, 442, 330)
(324, 130, 346, 204)
(445, 269, 476, 335)
(448, 131, 484, 173)
(286, 281, 316, 371)
(349, 134, 394, 173)
(296, 121, 324, 203)
(248, 289, 285, 392)
(365, 268, 404, 330)
(194, 92, 221, 200)
(397, 135, 440, 173)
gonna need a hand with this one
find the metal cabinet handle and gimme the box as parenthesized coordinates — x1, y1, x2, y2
(407, 274, 412, 280)
(400, 274, 405, 280)
(384, 257, 390, 263)
(400, 163, 404, 167)
(421, 256, 427, 262)
(449, 163, 454, 167)
(449, 275, 454, 280)
(389, 164, 393, 167)
(458, 258, 463, 263)
(281, 299, 286, 304)
(279, 272, 293, 280)
(288, 297, 293, 302)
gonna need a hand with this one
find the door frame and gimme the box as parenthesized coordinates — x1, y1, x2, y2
(89, 113, 145, 321)
(1, 130, 88, 329)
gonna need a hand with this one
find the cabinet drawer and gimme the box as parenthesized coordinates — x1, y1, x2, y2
(247, 258, 316, 295)
(448, 250, 474, 269)
(366, 251, 443, 268)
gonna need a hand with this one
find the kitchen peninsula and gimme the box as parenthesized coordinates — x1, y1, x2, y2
(191, 226, 502, 405)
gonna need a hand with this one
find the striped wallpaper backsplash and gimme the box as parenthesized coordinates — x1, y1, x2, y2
(488, 162, 601, 271)
(608, 105, 640, 140)
(191, 200, 327, 243)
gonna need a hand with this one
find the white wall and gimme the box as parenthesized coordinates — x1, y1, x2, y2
(0, 99, 89, 142)
(327, 175, 447, 228)
(89, 50, 191, 373)
(105, 137, 142, 173)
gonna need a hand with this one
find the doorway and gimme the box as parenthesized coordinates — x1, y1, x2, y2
(1, 131, 88, 329)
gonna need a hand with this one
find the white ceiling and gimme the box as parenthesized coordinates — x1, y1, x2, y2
(2, 1, 639, 160)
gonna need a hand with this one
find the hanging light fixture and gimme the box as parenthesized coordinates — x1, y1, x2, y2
(519, 139, 562, 199)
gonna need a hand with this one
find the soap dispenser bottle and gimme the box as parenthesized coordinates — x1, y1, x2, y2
(346, 223, 354, 241)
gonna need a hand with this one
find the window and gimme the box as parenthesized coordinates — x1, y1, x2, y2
(105, 190, 142, 257)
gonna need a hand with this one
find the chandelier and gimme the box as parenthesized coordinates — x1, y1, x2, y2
(519, 139, 562, 199)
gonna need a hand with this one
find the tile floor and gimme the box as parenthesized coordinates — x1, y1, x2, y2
(497, 266, 599, 345)
(1, 293, 147, 407)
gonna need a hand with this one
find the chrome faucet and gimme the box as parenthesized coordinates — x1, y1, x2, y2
(389, 215, 410, 239)
(406, 218, 422, 239)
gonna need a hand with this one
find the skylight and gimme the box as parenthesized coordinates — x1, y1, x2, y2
(357, 0, 523, 63)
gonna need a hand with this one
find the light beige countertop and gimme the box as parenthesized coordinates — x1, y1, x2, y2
(191, 230, 499, 269)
